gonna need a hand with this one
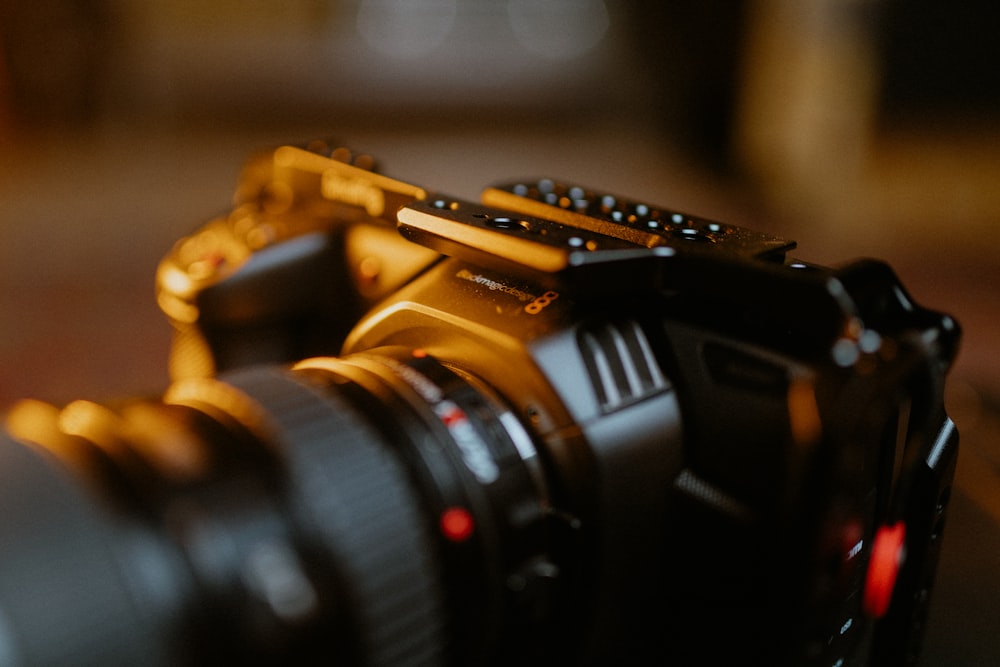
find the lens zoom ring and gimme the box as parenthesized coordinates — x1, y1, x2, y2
(221, 366, 447, 666)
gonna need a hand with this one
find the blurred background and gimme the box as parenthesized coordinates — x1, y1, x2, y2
(0, 0, 997, 662)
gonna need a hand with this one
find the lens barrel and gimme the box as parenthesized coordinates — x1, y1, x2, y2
(0, 349, 552, 666)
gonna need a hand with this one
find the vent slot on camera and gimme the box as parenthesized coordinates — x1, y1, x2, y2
(579, 321, 669, 413)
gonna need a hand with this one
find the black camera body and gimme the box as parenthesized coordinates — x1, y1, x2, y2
(1, 140, 959, 666)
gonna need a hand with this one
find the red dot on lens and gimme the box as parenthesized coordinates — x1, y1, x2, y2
(440, 507, 475, 542)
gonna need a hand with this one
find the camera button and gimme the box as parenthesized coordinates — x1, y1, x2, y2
(864, 521, 907, 618)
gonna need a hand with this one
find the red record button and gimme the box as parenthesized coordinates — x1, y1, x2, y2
(863, 522, 907, 618)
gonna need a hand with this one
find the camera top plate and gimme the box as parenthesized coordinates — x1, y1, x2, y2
(397, 181, 796, 293)
(482, 179, 796, 263)
(397, 196, 662, 277)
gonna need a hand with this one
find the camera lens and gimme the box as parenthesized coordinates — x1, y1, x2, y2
(0, 349, 553, 666)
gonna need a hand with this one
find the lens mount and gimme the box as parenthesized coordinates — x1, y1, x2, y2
(294, 348, 557, 664)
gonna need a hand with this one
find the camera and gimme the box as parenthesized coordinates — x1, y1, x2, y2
(1, 139, 960, 666)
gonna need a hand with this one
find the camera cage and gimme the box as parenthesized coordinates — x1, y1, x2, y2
(0, 138, 960, 666)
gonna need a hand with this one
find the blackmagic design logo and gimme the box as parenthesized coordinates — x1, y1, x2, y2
(455, 268, 535, 302)
(454, 269, 559, 315)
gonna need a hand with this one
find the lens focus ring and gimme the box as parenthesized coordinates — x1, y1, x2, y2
(208, 366, 449, 666)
